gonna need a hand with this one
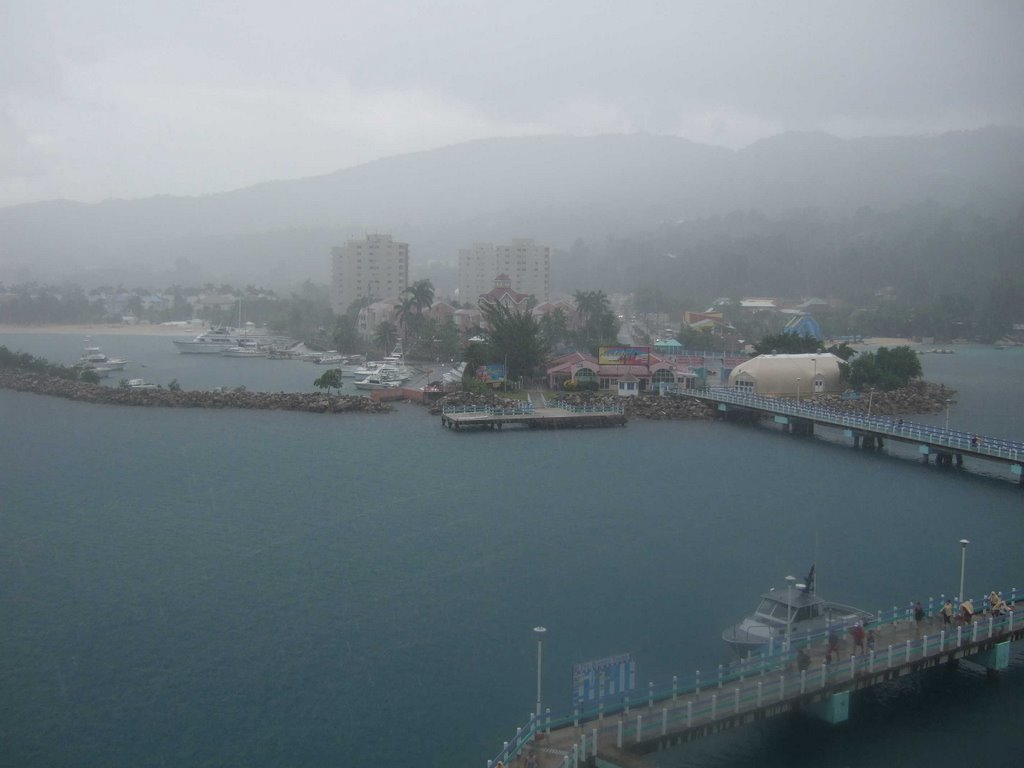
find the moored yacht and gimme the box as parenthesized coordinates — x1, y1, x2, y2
(722, 567, 873, 656)
(74, 346, 128, 373)
(173, 328, 242, 354)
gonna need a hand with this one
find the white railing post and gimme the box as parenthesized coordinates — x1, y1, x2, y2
(672, 675, 678, 702)
(972, 620, 978, 643)
(922, 634, 928, 658)
(661, 707, 667, 736)
(820, 662, 827, 689)
(800, 669, 806, 694)
(711, 693, 717, 720)
(734, 686, 740, 713)
(648, 681, 654, 708)
(635, 714, 642, 742)
(905, 639, 911, 663)
(850, 655, 856, 680)
(757, 680, 763, 707)
(869, 649, 875, 673)
(616, 718, 623, 748)
(989, 615, 994, 639)
(591, 728, 598, 758)
(887, 644, 893, 669)
(957, 625, 962, 647)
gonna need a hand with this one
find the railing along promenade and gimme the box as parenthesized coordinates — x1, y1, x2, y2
(688, 387, 1024, 475)
(487, 589, 1021, 768)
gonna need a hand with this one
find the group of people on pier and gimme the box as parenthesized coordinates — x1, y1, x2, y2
(936, 591, 1010, 627)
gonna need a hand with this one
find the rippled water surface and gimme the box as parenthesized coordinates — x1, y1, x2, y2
(1, 334, 1023, 768)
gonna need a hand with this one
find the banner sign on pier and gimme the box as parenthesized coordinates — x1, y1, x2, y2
(571, 652, 637, 708)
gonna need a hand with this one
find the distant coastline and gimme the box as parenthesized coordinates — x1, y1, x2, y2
(0, 323, 197, 337)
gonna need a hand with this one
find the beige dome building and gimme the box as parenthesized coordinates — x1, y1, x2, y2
(728, 353, 844, 397)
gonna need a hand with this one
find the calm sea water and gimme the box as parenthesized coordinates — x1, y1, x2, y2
(1, 334, 1023, 768)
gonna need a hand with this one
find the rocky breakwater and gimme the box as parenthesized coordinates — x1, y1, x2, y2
(805, 381, 955, 416)
(0, 372, 392, 414)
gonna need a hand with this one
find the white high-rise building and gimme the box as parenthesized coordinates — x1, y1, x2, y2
(458, 238, 550, 304)
(331, 234, 409, 314)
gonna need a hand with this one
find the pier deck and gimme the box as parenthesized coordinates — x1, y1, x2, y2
(442, 403, 626, 431)
(489, 597, 1022, 768)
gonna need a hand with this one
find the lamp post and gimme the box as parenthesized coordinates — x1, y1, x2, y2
(534, 626, 546, 718)
(945, 399, 952, 431)
(958, 540, 969, 607)
(785, 576, 796, 640)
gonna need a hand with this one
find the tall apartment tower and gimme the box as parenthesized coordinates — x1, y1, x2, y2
(331, 234, 409, 314)
(457, 238, 550, 304)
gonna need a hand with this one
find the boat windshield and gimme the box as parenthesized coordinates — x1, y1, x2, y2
(755, 599, 790, 619)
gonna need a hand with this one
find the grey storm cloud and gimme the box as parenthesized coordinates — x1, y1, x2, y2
(2, 0, 1023, 206)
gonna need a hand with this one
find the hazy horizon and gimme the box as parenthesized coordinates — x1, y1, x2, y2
(4, 0, 1023, 207)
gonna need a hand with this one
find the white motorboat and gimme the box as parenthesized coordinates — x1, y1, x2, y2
(125, 378, 159, 390)
(722, 566, 873, 657)
(353, 367, 405, 390)
(221, 339, 267, 358)
(173, 328, 243, 354)
(74, 346, 128, 373)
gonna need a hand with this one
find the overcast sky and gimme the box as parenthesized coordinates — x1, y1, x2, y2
(2, 0, 1022, 207)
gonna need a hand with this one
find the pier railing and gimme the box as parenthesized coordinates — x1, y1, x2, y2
(694, 388, 1024, 461)
(549, 400, 626, 415)
(486, 587, 1017, 767)
(441, 402, 535, 417)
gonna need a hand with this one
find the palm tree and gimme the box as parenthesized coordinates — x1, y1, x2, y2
(406, 279, 435, 314)
(395, 296, 417, 337)
(373, 321, 398, 355)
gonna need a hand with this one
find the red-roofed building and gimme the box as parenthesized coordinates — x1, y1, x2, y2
(545, 351, 698, 395)
(478, 275, 530, 310)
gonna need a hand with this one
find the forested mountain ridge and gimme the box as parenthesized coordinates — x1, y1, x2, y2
(2, 128, 1022, 289)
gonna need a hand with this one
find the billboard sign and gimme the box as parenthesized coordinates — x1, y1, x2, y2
(475, 363, 506, 384)
(598, 346, 650, 366)
(571, 652, 637, 707)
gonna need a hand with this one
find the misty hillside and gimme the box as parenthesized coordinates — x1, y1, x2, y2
(2, 127, 1023, 288)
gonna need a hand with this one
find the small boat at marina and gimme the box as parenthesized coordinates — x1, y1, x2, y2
(125, 378, 159, 390)
(353, 367, 405, 390)
(221, 339, 267, 358)
(173, 328, 244, 354)
(74, 346, 128, 373)
(722, 566, 873, 657)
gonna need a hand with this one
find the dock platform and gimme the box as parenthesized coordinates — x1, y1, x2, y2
(441, 402, 626, 431)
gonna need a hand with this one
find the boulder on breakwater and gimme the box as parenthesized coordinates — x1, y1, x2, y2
(0, 372, 392, 414)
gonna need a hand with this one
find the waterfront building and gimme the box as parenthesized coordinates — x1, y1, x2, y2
(331, 234, 409, 315)
(728, 352, 843, 396)
(457, 238, 550, 303)
(546, 351, 697, 394)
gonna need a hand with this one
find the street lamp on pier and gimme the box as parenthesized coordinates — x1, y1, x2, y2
(945, 398, 952, 431)
(534, 626, 546, 719)
(958, 540, 969, 608)
(785, 575, 796, 641)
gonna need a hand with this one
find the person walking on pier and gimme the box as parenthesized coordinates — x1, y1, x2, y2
(989, 591, 1009, 615)
(850, 623, 866, 654)
(940, 599, 954, 626)
(960, 598, 974, 624)
(914, 601, 926, 636)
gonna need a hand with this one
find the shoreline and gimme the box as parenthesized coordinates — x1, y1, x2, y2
(0, 323, 200, 337)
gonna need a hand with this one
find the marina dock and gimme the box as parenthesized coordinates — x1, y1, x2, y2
(442, 400, 626, 430)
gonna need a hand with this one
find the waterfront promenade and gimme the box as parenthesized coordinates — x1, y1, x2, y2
(489, 592, 1021, 768)
(689, 387, 1024, 485)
